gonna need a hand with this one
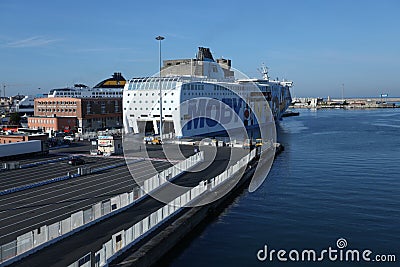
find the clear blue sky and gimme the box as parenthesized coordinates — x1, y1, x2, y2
(0, 0, 399, 98)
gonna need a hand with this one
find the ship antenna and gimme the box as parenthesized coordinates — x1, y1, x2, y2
(257, 64, 269, 81)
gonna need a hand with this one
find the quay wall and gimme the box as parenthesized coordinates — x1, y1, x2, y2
(110, 147, 283, 267)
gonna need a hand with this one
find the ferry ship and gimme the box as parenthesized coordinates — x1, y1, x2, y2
(123, 47, 293, 138)
(47, 72, 126, 98)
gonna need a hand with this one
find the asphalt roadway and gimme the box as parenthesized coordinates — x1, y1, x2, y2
(0, 156, 125, 191)
(7, 144, 247, 267)
(0, 142, 198, 245)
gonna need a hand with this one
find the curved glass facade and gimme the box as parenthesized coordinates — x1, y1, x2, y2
(128, 77, 181, 90)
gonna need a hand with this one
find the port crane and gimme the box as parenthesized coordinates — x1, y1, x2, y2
(1, 83, 30, 97)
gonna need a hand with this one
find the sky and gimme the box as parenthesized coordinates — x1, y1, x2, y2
(0, 0, 399, 98)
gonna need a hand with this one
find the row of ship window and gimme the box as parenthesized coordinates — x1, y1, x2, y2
(181, 84, 205, 90)
(128, 83, 248, 91)
(91, 92, 123, 95)
(127, 92, 174, 97)
(126, 90, 246, 97)
(126, 91, 238, 98)
(181, 84, 248, 91)
(126, 100, 173, 104)
(124, 107, 178, 111)
(55, 92, 82, 96)
(183, 92, 236, 96)
(128, 81, 178, 90)
(181, 84, 242, 91)
(54, 91, 122, 96)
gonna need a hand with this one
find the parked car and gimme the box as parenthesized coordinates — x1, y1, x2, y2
(144, 135, 163, 145)
(68, 157, 85, 166)
(255, 138, 263, 147)
(151, 136, 163, 145)
(143, 136, 153, 144)
(64, 136, 75, 141)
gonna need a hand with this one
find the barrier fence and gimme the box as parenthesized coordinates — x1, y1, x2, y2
(0, 152, 204, 266)
(68, 149, 257, 267)
(0, 160, 133, 197)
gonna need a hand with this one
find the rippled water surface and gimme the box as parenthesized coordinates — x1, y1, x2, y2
(168, 109, 400, 267)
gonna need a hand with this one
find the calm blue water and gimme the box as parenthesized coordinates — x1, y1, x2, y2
(168, 109, 400, 266)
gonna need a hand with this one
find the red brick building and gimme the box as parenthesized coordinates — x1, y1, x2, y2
(0, 133, 48, 144)
(28, 97, 122, 134)
(28, 116, 77, 133)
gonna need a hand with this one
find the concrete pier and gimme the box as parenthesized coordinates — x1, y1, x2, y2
(291, 97, 400, 109)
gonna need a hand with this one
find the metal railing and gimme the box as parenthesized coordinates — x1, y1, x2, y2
(68, 149, 257, 267)
(0, 152, 204, 266)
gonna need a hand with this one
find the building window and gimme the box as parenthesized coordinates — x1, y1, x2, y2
(115, 102, 119, 113)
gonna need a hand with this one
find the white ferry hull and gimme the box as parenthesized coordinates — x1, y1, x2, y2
(123, 47, 292, 138)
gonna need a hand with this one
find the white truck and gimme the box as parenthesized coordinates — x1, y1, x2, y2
(0, 140, 48, 158)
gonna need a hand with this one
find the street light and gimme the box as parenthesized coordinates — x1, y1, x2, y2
(156, 35, 165, 141)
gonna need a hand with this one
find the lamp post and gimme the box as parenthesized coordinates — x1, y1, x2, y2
(341, 83, 344, 102)
(156, 35, 165, 141)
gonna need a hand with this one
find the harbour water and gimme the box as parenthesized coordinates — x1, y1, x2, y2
(167, 108, 400, 266)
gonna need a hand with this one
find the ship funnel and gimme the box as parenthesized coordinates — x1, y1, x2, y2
(196, 47, 215, 62)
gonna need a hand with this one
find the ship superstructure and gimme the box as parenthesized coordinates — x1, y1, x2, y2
(48, 72, 126, 98)
(123, 48, 292, 138)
